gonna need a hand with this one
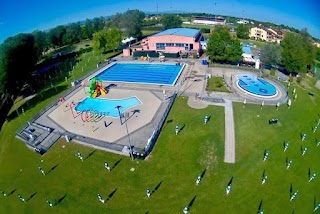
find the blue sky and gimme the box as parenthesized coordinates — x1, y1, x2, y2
(0, 0, 319, 43)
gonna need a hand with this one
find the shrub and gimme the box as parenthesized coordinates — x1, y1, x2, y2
(270, 69, 276, 76)
(200, 28, 210, 33)
(297, 76, 302, 84)
(289, 75, 293, 82)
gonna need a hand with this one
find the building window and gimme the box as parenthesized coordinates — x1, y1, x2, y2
(156, 43, 165, 50)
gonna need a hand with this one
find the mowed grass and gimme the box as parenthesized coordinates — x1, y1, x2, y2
(0, 82, 320, 213)
(206, 76, 230, 92)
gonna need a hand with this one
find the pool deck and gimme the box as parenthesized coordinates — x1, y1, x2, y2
(48, 88, 162, 144)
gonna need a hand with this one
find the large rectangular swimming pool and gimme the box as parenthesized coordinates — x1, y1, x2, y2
(95, 63, 183, 85)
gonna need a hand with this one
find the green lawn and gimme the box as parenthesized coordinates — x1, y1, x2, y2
(0, 76, 319, 212)
(141, 30, 160, 37)
(206, 76, 230, 92)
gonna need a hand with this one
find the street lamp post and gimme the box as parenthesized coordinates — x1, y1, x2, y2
(115, 106, 134, 160)
(124, 117, 134, 161)
(115, 105, 122, 125)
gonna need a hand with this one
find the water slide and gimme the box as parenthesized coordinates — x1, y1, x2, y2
(88, 77, 107, 98)
(100, 88, 107, 95)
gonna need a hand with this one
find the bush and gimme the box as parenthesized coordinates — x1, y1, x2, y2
(297, 76, 302, 84)
(200, 28, 210, 33)
(270, 69, 276, 76)
(78, 47, 93, 55)
(289, 75, 293, 82)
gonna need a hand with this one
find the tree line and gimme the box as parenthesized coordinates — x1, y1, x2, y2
(260, 29, 318, 74)
(0, 9, 149, 99)
(205, 26, 319, 75)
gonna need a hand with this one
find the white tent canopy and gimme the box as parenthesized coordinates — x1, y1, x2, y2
(121, 37, 137, 44)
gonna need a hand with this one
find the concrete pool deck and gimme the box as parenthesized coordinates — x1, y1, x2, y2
(49, 88, 162, 143)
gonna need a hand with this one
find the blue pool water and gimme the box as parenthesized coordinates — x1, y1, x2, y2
(236, 74, 277, 97)
(95, 63, 183, 85)
(75, 96, 141, 117)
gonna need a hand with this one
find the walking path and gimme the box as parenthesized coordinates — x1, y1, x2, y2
(223, 100, 235, 163)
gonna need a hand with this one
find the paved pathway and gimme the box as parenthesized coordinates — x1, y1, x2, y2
(223, 100, 235, 163)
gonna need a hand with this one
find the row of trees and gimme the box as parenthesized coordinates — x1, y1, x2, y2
(206, 26, 318, 74)
(0, 34, 37, 96)
(261, 29, 317, 73)
(32, 17, 106, 59)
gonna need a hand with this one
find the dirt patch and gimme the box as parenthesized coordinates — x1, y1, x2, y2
(199, 140, 218, 176)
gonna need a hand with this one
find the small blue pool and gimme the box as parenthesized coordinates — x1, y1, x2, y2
(95, 63, 183, 85)
(236, 74, 277, 97)
(75, 96, 141, 117)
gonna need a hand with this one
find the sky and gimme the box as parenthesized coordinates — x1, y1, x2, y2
(0, 0, 319, 43)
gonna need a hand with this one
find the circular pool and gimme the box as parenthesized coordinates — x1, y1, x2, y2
(236, 74, 277, 97)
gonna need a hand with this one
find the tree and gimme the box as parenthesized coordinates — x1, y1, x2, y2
(110, 9, 145, 38)
(316, 47, 320, 62)
(106, 28, 122, 52)
(32, 30, 48, 60)
(260, 43, 282, 68)
(92, 30, 108, 52)
(236, 24, 249, 39)
(299, 28, 316, 70)
(281, 32, 315, 73)
(0, 34, 37, 96)
(63, 22, 82, 45)
(47, 25, 66, 47)
(206, 27, 242, 63)
(92, 17, 105, 32)
(83, 19, 94, 39)
(161, 14, 182, 30)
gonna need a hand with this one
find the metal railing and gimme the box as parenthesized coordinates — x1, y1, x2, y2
(143, 93, 177, 157)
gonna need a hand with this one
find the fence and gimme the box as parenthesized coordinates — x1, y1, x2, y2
(143, 93, 177, 157)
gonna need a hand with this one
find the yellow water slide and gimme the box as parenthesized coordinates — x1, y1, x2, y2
(100, 88, 107, 95)
(92, 91, 98, 98)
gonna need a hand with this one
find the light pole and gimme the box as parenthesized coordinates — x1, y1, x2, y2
(115, 105, 122, 125)
(115, 106, 134, 160)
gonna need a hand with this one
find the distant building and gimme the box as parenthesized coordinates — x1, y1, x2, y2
(237, 19, 249, 24)
(192, 16, 226, 25)
(249, 26, 284, 43)
(314, 42, 320, 48)
(131, 28, 205, 54)
(144, 15, 161, 21)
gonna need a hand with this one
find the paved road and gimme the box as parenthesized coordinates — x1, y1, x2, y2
(223, 100, 235, 163)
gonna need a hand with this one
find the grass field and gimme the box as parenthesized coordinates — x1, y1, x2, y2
(0, 72, 320, 212)
(206, 77, 230, 92)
